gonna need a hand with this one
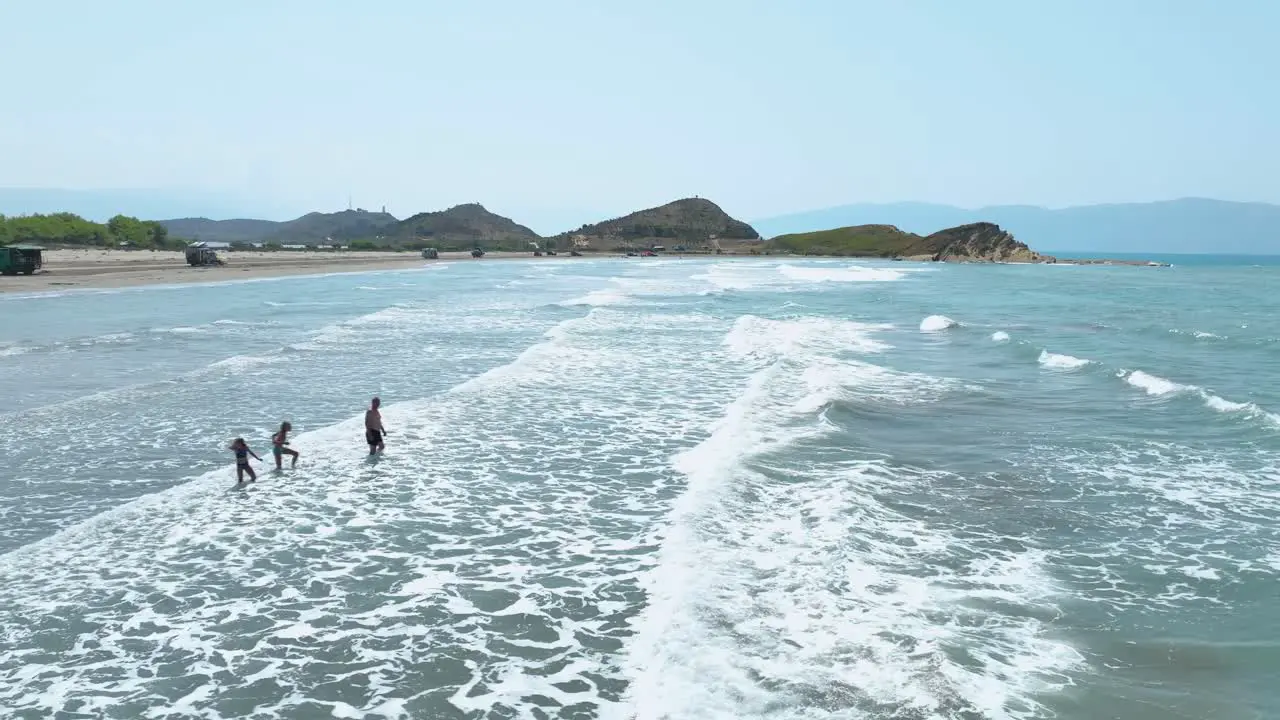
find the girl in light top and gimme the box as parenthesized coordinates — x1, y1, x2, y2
(272, 421, 300, 469)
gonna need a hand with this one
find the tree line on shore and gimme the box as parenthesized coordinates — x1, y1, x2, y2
(0, 211, 509, 252)
(0, 212, 179, 250)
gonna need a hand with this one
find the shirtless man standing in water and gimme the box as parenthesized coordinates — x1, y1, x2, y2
(365, 397, 386, 455)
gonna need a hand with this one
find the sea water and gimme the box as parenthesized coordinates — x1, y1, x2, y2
(0, 257, 1276, 719)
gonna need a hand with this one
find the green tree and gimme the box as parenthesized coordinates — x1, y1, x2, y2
(145, 220, 168, 248)
(107, 214, 152, 248)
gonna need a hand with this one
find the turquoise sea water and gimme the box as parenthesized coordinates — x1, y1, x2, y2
(0, 257, 1276, 719)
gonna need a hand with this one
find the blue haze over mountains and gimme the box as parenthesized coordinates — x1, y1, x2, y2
(3, 188, 1280, 255)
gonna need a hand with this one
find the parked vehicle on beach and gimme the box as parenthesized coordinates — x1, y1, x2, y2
(0, 245, 43, 275)
(184, 242, 225, 267)
(421, 248, 439, 259)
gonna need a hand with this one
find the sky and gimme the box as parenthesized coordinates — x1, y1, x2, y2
(1, 0, 1277, 233)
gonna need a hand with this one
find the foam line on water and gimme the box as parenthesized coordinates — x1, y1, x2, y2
(1, 320, 268, 361)
(616, 316, 1076, 719)
(1120, 370, 1280, 427)
(777, 263, 908, 283)
(558, 287, 631, 306)
(1038, 350, 1092, 370)
(0, 303, 749, 718)
(1007, 440, 1280, 612)
(724, 314, 894, 360)
(920, 314, 960, 332)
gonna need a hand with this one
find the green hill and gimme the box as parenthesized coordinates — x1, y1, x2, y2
(388, 203, 538, 251)
(161, 210, 398, 244)
(160, 217, 284, 243)
(274, 209, 399, 243)
(767, 222, 1048, 262)
(554, 198, 759, 250)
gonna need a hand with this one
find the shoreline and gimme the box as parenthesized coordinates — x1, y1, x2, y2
(0, 248, 1171, 296)
(0, 249, 594, 295)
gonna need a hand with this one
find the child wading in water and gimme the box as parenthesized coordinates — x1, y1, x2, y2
(272, 421, 300, 469)
(229, 438, 262, 484)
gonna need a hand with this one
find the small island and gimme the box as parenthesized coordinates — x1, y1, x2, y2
(764, 222, 1169, 266)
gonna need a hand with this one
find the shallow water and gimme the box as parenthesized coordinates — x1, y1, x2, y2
(1, 257, 1277, 719)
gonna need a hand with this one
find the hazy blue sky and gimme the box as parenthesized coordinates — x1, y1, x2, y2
(2, 0, 1276, 232)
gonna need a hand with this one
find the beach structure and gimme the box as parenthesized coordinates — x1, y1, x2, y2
(184, 242, 224, 267)
(0, 245, 43, 275)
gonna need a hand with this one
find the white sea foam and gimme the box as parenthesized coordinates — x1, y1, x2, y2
(1169, 328, 1226, 340)
(0, 345, 34, 357)
(920, 314, 959, 333)
(791, 356, 966, 412)
(1121, 370, 1278, 425)
(991, 331, 1011, 342)
(1123, 370, 1187, 397)
(208, 354, 282, 371)
(724, 314, 893, 360)
(618, 318, 1076, 719)
(777, 263, 907, 283)
(1009, 440, 1280, 619)
(692, 263, 774, 292)
(56, 331, 139, 350)
(1038, 350, 1091, 370)
(1202, 395, 1251, 413)
(151, 325, 206, 334)
(558, 287, 630, 307)
(0, 301, 741, 718)
(149, 320, 269, 335)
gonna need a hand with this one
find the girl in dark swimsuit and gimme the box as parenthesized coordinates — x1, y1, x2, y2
(272, 422, 299, 469)
(229, 438, 261, 484)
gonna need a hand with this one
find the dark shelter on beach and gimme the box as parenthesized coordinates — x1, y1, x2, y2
(0, 245, 43, 275)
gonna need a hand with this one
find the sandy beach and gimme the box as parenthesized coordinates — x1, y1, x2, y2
(0, 248, 582, 294)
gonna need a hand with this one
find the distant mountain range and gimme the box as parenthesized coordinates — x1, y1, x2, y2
(6, 188, 1280, 255)
(158, 199, 758, 251)
(163, 210, 400, 244)
(750, 198, 1280, 255)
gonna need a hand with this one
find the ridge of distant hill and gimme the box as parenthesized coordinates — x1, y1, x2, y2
(160, 205, 537, 249)
(162, 210, 398, 244)
(9, 190, 1280, 255)
(751, 198, 1280, 255)
(767, 222, 1046, 262)
(388, 203, 539, 250)
(279, 210, 399, 243)
(553, 198, 760, 250)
